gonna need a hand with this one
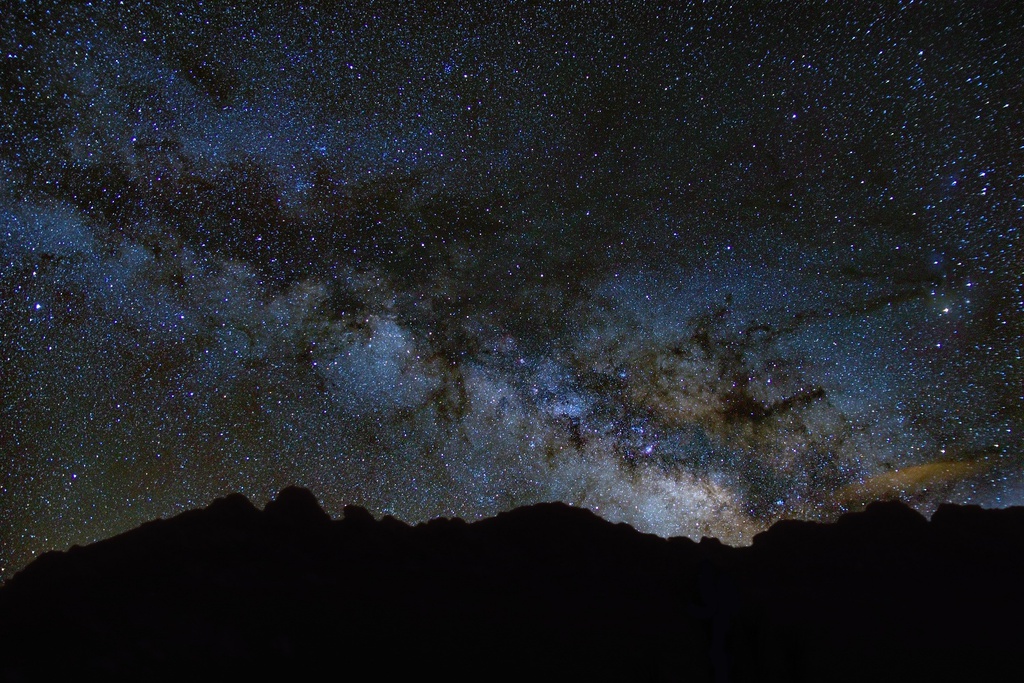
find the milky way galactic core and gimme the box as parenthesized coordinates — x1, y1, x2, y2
(1, 1, 1021, 578)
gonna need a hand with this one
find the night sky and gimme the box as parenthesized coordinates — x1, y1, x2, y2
(2, 1, 1021, 580)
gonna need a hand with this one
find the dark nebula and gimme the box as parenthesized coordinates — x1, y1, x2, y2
(1, 1, 1022, 579)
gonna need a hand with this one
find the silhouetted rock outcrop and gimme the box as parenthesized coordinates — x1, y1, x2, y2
(263, 486, 332, 528)
(1, 491, 1022, 682)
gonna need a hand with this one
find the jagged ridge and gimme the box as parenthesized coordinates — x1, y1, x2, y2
(1, 489, 1022, 683)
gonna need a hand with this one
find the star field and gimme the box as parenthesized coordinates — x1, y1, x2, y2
(1, 1, 1021, 579)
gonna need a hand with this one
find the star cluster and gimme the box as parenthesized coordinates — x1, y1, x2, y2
(2, 1, 1021, 578)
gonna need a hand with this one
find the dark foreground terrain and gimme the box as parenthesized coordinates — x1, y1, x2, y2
(2, 489, 1022, 682)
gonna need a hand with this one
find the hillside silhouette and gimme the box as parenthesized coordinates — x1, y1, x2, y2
(1, 488, 1022, 682)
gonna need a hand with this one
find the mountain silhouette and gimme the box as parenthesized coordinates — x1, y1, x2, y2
(1, 489, 1022, 682)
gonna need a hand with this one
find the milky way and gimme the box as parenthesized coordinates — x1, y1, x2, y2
(2, 1, 1022, 579)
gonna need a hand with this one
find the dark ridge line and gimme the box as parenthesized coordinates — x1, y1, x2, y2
(2, 487, 1023, 682)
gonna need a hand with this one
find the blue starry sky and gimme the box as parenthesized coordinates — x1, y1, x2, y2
(1, 0, 1021, 579)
